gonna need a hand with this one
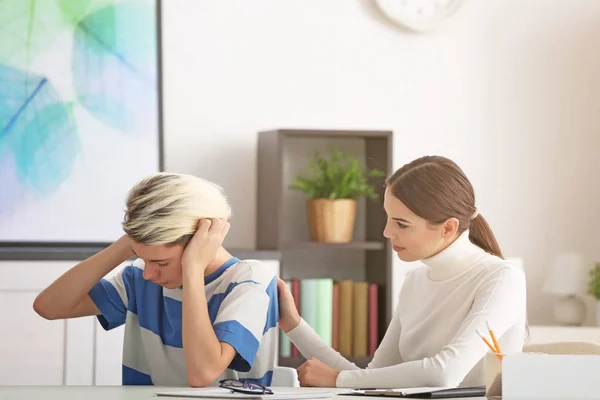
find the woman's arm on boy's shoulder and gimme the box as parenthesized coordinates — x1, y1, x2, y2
(287, 319, 361, 371)
(33, 234, 134, 320)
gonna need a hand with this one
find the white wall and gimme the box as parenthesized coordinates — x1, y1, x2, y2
(161, 0, 600, 325)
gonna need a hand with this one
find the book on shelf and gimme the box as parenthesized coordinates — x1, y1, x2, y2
(279, 281, 292, 357)
(279, 278, 381, 361)
(291, 280, 301, 357)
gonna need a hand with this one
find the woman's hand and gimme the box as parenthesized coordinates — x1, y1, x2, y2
(277, 278, 301, 333)
(297, 358, 340, 387)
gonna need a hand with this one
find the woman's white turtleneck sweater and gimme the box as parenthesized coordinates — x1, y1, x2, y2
(286, 230, 527, 389)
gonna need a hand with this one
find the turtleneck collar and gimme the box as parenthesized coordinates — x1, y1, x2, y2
(421, 230, 486, 281)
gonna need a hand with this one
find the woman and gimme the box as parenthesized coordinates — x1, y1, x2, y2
(278, 156, 527, 389)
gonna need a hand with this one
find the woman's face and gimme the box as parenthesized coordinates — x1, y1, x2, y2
(382, 187, 458, 262)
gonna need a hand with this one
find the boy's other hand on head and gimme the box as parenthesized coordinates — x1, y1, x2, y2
(181, 218, 230, 273)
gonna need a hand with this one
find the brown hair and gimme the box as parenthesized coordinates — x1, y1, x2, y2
(386, 155, 503, 258)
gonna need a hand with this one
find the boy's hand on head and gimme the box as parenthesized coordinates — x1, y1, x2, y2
(181, 218, 230, 272)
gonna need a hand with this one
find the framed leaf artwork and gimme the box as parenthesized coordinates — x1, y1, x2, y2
(0, 0, 163, 247)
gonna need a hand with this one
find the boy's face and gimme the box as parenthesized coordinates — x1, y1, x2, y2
(131, 242, 185, 289)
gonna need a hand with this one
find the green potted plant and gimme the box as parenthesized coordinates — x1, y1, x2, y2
(290, 149, 385, 243)
(589, 262, 600, 326)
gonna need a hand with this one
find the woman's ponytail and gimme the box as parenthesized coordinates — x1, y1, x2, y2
(469, 214, 503, 259)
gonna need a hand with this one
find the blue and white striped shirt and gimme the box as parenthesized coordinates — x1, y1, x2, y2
(89, 257, 278, 386)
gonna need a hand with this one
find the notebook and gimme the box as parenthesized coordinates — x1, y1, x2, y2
(155, 388, 334, 399)
(344, 385, 487, 398)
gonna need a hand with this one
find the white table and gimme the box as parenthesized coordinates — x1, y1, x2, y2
(0, 386, 488, 400)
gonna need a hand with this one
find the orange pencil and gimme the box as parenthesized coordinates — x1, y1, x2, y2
(476, 329, 497, 353)
(486, 321, 502, 355)
(476, 329, 503, 360)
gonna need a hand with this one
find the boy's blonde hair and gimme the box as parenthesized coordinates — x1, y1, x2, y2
(122, 172, 231, 245)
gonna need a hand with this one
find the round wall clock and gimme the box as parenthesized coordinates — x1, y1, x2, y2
(374, 0, 465, 33)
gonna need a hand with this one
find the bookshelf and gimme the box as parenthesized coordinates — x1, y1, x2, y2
(256, 129, 393, 367)
(281, 241, 385, 251)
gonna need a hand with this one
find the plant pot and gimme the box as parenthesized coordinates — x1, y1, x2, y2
(307, 199, 356, 243)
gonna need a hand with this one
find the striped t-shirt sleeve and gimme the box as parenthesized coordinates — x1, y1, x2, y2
(89, 266, 134, 331)
(212, 280, 271, 372)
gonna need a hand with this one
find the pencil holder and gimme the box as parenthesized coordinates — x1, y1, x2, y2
(484, 351, 503, 397)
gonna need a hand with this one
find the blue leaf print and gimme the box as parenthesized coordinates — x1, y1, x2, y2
(0, 64, 80, 205)
(71, 2, 158, 135)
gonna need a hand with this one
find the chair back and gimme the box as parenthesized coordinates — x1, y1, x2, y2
(271, 366, 299, 387)
(523, 341, 600, 355)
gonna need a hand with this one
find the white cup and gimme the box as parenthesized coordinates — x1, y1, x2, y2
(484, 351, 503, 396)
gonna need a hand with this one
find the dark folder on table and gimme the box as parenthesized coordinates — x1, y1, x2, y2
(344, 385, 486, 398)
